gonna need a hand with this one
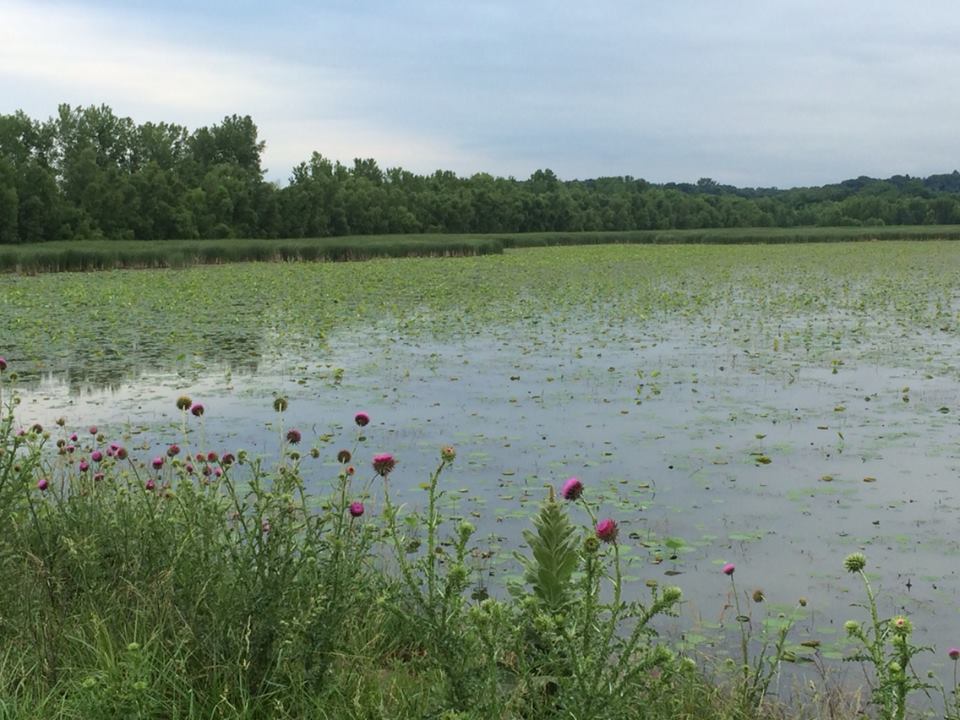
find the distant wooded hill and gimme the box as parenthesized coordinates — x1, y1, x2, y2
(2, 104, 959, 243)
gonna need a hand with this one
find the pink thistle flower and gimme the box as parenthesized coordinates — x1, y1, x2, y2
(66, 445, 75, 454)
(93, 472, 104, 482)
(372, 453, 396, 477)
(70, 433, 78, 442)
(346, 465, 355, 476)
(207, 451, 218, 463)
(286, 429, 302, 444)
(37, 478, 49, 491)
(88, 426, 97, 435)
(167, 444, 180, 457)
(349, 501, 365, 518)
(950, 648, 960, 660)
(220, 453, 235, 466)
(116, 447, 128, 460)
(190, 403, 204, 417)
(561, 477, 583, 501)
(214, 467, 223, 478)
(0, 357, 6, 371)
(151, 456, 164, 470)
(354, 411, 370, 427)
(109, 443, 120, 452)
(202, 466, 212, 477)
(595, 518, 618, 544)
(91, 450, 103, 462)
(79, 460, 89, 472)
(185, 463, 195, 474)
(723, 563, 736, 576)
(145, 478, 156, 491)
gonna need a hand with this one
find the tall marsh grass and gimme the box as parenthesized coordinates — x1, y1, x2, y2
(4, 225, 960, 273)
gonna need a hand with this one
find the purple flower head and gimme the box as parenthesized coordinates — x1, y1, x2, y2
(91, 450, 103, 462)
(37, 478, 49, 492)
(116, 447, 128, 460)
(190, 403, 204, 417)
(145, 478, 156, 491)
(207, 451, 218, 463)
(561, 477, 584, 501)
(595, 518, 618, 544)
(950, 648, 960, 660)
(88, 426, 98, 435)
(723, 563, 736, 576)
(214, 467, 223, 478)
(0, 357, 6, 372)
(286, 429, 302, 444)
(79, 460, 89, 472)
(70, 433, 78, 442)
(167, 444, 180, 457)
(354, 411, 370, 427)
(93, 472, 104, 482)
(372, 453, 396, 477)
(349, 501, 365, 518)
(220, 453, 235, 466)
(151, 456, 164, 470)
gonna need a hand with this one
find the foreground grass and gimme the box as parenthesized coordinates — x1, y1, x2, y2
(4, 225, 960, 273)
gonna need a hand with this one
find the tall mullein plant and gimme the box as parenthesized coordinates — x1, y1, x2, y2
(517, 486, 580, 614)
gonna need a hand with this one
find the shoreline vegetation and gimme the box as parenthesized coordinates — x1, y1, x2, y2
(0, 376, 955, 719)
(5, 225, 960, 273)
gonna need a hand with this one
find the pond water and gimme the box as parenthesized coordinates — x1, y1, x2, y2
(5, 242, 960, 703)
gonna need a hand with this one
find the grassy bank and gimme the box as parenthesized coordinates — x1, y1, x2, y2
(4, 225, 960, 273)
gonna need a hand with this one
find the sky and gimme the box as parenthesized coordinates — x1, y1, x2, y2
(2, 0, 960, 188)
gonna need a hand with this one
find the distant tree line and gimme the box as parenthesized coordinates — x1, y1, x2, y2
(3, 104, 960, 244)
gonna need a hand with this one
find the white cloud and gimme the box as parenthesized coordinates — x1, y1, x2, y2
(0, 0, 496, 180)
(0, 1, 319, 114)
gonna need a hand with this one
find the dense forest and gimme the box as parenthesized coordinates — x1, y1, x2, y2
(3, 104, 960, 244)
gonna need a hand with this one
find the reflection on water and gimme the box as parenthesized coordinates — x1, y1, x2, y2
(13, 327, 273, 395)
